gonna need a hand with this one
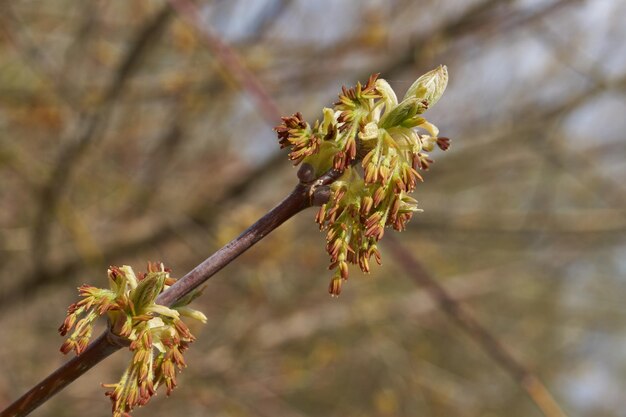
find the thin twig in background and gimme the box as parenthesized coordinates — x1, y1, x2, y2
(127, 119, 184, 216)
(238, 0, 295, 44)
(385, 234, 568, 417)
(0, 9, 74, 108)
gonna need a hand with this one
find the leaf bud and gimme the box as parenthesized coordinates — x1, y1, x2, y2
(403, 65, 448, 107)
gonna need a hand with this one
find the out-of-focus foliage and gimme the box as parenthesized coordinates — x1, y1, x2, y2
(0, 1, 625, 416)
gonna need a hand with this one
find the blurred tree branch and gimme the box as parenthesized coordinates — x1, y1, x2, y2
(386, 234, 568, 417)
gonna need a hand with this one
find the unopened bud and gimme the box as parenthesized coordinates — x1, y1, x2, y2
(312, 185, 331, 206)
(131, 272, 166, 312)
(328, 277, 342, 296)
(297, 163, 316, 182)
(403, 65, 448, 107)
(436, 137, 451, 150)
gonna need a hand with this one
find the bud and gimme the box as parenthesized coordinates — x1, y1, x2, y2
(360, 195, 373, 216)
(403, 65, 448, 107)
(339, 261, 349, 280)
(421, 135, 437, 152)
(274, 69, 448, 296)
(147, 261, 166, 273)
(60, 263, 205, 416)
(177, 306, 208, 324)
(436, 137, 451, 150)
(418, 120, 439, 137)
(131, 272, 166, 312)
(297, 163, 316, 183)
(312, 185, 331, 206)
(379, 98, 428, 129)
(119, 265, 139, 289)
(146, 303, 180, 320)
(321, 107, 336, 134)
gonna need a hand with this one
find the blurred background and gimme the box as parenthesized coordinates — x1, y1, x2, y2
(1, 0, 625, 416)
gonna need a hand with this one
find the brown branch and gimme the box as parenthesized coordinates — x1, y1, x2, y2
(156, 183, 310, 305)
(2, 182, 313, 417)
(384, 234, 568, 417)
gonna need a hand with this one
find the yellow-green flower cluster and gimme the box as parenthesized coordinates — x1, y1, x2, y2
(275, 66, 449, 295)
(59, 262, 206, 417)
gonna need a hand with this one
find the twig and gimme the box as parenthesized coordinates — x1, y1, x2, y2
(128, 121, 184, 216)
(384, 234, 568, 417)
(238, 0, 294, 44)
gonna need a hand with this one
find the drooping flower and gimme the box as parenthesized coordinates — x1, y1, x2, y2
(275, 66, 450, 295)
(59, 262, 206, 417)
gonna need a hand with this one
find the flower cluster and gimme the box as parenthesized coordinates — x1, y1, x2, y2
(275, 66, 450, 295)
(59, 262, 206, 417)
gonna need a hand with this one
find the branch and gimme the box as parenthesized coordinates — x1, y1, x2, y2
(156, 184, 310, 305)
(2, 183, 312, 417)
(384, 234, 568, 417)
